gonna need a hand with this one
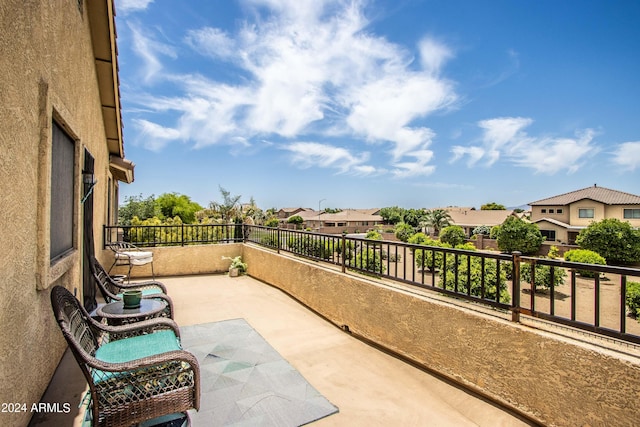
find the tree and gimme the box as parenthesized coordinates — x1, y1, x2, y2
(155, 192, 203, 224)
(379, 206, 405, 225)
(394, 222, 414, 242)
(209, 186, 242, 223)
(495, 216, 543, 254)
(481, 202, 507, 210)
(287, 215, 304, 229)
(118, 194, 159, 225)
(472, 225, 491, 236)
(422, 209, 452, 236)
(403, 208, 427, 228)
(439, 225, 466, 247)
(576, 218, 640, 265)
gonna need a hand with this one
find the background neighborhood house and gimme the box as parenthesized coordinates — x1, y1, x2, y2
(530, 185, 640, 244)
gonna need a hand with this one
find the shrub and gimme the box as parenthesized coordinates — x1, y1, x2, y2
(576, 218, 640, 265)
(472, 225, 491, 236)
(547, 245, 560, 259)
(439, 225, 466, 247)
(414, 240, 451, 271)
(564, 249, 606, 277)
(407, 232, 429, 247)
(352, 248, 385, 275)
(441, 253, 510, 303)
(520, 262, 566, 291)
(626, 281, 640, 319)
(394, 222, 414, 242)
(495, 216, 544, 255)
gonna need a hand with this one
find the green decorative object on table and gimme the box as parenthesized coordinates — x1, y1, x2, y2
(122, 290, 142, 308)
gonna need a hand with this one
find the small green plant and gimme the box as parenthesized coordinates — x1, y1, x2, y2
(564, 249, 606, 278)
(520, 262, 566, 291)
(547, 245, 560, 259)
(222, 256, 247, 273)
(626, 281, 640, 320)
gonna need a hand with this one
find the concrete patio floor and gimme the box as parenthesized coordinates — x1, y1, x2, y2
(31, 274, 537, 426)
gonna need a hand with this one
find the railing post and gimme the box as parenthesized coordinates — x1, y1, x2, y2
(277, 227, 281, 254)
(341, 234, 346, 273)
(181, 223, 185, 246)
(511, 251, 522, 322)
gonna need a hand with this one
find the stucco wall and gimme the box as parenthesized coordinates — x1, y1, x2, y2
(243, 244, 640, 426)
(104, 244, 243, 278)
(0, 2, 115, 426)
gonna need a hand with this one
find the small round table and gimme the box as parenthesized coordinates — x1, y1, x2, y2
(97, 299, 167, 325)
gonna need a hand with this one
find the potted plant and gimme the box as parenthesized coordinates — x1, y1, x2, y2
(223, 256, 247, 277)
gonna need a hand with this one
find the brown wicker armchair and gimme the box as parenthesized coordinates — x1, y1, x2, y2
(51, 286, 200, 427)
(107, 241, 155, 282)
(91, 256, 174, 319)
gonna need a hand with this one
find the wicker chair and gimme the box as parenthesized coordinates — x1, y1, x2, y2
(91, 256, 174, 319)
(51, 285, 200, 427)
(107, 241, 155, 282)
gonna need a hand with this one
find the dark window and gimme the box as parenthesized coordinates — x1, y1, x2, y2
(50, 122, 75, 261)
(540, 230, 556, 241)
(623, 209, 640, 219)
(541, 209, 547, 213)
(549, 209, 554, 214)
(557, 209, 563, 214)
(579, 208, 594, 219)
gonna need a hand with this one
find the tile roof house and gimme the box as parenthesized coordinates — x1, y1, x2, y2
(280, 208, 384, 233)
(529, 185, 640, 244)
(444, 208, 517, 237)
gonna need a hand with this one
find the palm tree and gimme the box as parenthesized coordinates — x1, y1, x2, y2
(421, 209, 452, 237)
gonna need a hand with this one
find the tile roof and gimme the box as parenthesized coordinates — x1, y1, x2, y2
(447, 209, 515, 227)
(529, 185, 640, 206)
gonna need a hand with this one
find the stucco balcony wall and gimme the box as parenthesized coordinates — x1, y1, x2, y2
(242, 244, 640, 427)
(103, 243, 242, 278)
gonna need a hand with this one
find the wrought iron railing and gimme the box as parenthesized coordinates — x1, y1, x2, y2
(247, 226, 640, 344)
(103, 223, 245, 247)
(104, 223, 640, 344)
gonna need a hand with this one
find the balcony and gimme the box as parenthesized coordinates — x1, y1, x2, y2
(32, 273, 533, 426)
(34, 225, 640, 426)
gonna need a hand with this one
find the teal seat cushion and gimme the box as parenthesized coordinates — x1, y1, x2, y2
(93, 330, 180, 382)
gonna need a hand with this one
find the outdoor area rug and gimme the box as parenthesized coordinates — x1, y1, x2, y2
(180, 319, 339, 426)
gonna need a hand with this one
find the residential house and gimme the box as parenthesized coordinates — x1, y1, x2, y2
(280, 208, 384, 233)
(529, 185, 640, 244)
(0, 1, 132, 425)
(444, 207, 516, 237)
(277, 207, 313, 219)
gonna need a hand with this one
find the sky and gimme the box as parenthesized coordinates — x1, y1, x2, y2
(114, 0, 640, 211)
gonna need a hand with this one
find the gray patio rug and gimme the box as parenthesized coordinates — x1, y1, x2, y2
(180, 319, 339, 426)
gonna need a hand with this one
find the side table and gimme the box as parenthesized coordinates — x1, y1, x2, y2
(97, 299, 167, 325)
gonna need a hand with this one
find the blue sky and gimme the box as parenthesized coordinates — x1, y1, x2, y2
(115, 0, 640, 211)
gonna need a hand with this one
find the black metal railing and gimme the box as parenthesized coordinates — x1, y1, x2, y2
(104, 223, 640, 344)
(103, 223, 245, 247)
(246, 226, 640, 344)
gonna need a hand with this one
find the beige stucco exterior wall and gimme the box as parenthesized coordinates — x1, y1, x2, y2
(0, 2, 116, 425)
(568, 200, 606, 226)
(530, 205, 570, 224)
(606, 204, 640, 227)
(104, 244, 243, 278)
(243, 244, 640, 426)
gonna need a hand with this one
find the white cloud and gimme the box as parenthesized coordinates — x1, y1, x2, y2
(123, 0, 459, 177)
(132, 119, 181, 151)
(611, 141, 640, 171)
(117, 0, 154, 14)
(282, 141, 377, 175)
(450, 117, 598, 174)
(127, 21, 177, 84)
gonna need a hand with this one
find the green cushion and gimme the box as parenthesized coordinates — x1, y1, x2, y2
(93, 330, 180, 382)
